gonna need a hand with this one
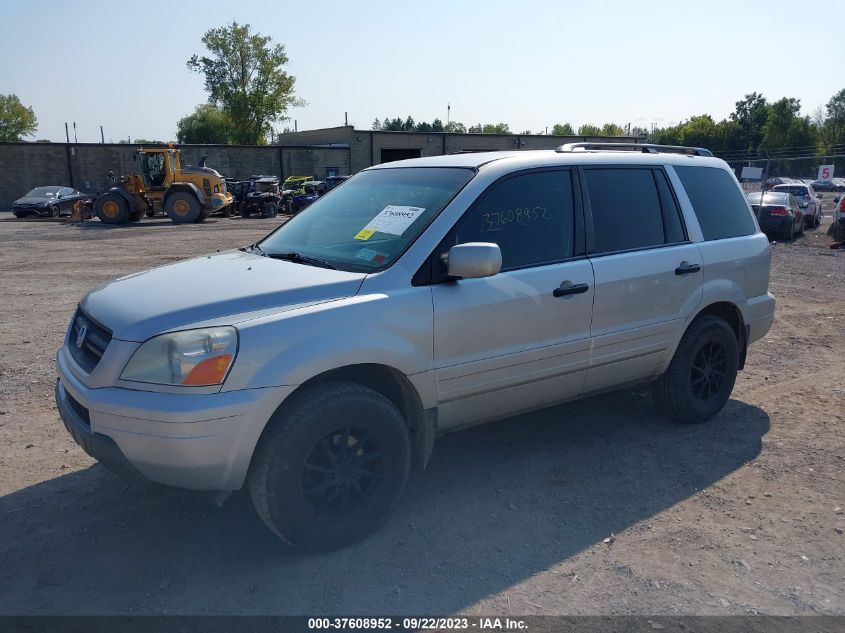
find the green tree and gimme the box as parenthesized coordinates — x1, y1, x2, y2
(481, 123, 510, 134)
(383, 117, 404, 131)
(187, 21, 303, 145)
(601, 122, 625, 136)
(0, 94, 37, 141)
(729, 92, 769, 150)
(403, 115, 415, 132)
(825, 88, 845, 146)
(552, 123, 574, 135)
(371, 118, 381, 131)
(176, 104, 232, 144)
(577, 123, 602, 136)
(679, 115, 720, 149)
(761, 98, 801, 150)
(431, 118, 444, 132)
(415, 121, 433, 133)
(444, 121, 466, 133)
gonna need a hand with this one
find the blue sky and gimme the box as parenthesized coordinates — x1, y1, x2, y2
(1, 0, 843, 142)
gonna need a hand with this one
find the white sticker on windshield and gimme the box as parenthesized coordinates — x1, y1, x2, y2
(354, 205, 426, 239)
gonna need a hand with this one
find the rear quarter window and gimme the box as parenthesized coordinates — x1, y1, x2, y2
(674, 166, 757, 241)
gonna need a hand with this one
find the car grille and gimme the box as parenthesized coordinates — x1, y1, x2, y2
(67, 309, 112, 373)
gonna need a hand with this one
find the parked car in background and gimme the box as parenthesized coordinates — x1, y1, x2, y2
(12, 186, 89, 218)
(747, 191, 804, 240)
(811, 179, 837, 192)
(768, 183, 821, 226)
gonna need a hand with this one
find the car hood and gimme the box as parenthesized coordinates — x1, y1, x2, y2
(81, 250, 367, 342)
(14, 196, 50, 206)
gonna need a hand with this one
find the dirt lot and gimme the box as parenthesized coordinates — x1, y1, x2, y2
(0, 206, 842, 616)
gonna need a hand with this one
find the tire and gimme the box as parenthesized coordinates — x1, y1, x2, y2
(145, 209, 156, 218)
(652, 315, 739, 425)
(239, 201, 251, 218)
(249, 382, 411, 551)
(194, 209, 209, 223)
(164, 191, 201, 224)
(262, 202, 278, 218)
(796, 218, 804, 236)
(50, 206, 60, 218)
(128, 211, 142, 222)
(285, 198, 293, 215)
(224, 204, 235, 218)
(780, 221, 793, 241)
(94, 193, 130, 224)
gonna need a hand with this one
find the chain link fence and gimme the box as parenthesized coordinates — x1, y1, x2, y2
(722, 152, 845, 195)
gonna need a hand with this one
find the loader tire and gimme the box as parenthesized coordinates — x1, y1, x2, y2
(164, 192, 201, 224)
(95, 193, 130, 224)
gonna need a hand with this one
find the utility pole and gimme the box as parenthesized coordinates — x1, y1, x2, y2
(447, 103, 451, 127)
(100, 126, 105, 143)
(345, 112, 348, 126)
(294, 120, 298, 132)
(73, 122, 78, 143)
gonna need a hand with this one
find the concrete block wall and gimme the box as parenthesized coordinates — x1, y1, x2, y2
(0, 143, 350, 209)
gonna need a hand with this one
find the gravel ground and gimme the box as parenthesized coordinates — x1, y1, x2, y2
(0, 205, 842, 616)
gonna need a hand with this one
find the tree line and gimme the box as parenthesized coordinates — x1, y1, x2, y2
(2, 18, 844, 160)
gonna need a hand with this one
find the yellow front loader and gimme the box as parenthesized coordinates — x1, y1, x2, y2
(93, 147, 233, 224)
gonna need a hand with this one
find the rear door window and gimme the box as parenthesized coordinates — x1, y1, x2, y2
(583, 168, 667, 254)
(675, 165, 757, 241)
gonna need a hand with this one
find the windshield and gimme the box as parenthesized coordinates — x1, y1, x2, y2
(772, 185, 808, 197)
(260, 167, 475, 272)
(25, 187, 60, 198)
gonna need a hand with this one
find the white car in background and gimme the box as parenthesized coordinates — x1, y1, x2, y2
(769, 183, 822, 227)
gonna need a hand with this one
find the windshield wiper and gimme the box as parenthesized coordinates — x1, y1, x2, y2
(263, 251, 338, 270)
(240, 242, 266, 255)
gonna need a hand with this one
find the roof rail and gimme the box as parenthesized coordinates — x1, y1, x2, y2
(555, 142, 713, 157)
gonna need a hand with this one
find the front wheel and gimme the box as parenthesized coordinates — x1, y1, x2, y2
(262, 202, 278, 218)
(249, 382, 411, 551)
(51, 206, 60, 218)
(652, 315, 739, 424)
(94, 193, 130, 224)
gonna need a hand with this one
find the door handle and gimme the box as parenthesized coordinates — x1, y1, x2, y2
(674, 262, 701, 275)
(553, 282, 589, 298)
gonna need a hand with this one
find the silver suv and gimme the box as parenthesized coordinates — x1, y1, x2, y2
(56, 143, 775, 550)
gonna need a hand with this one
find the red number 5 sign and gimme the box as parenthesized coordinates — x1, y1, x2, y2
(818, 164, 834, 181)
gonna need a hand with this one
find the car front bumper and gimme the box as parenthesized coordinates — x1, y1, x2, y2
(56, 347, 294, 490)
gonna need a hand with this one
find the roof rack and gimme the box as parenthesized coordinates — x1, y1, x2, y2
(555, 142, 713, 157)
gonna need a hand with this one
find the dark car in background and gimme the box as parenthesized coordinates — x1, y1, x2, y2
(12, 186, 89, 218)
(747, 191, 804, 240)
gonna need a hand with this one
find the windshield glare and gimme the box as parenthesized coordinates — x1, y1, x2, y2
(25, 187, 60, 198)
(260, 167, 475, 272)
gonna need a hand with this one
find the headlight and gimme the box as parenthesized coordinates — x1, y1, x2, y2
(121, 327, 238, 386)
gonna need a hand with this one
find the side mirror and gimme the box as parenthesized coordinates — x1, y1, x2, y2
(445, 242, 502, 279)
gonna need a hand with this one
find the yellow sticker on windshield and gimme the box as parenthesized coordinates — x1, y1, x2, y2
(354, 228, 375, 241)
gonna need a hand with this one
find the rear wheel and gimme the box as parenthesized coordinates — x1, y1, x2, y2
(240, 201, 252, 218)
(249, 382, 411, 551)
(653, 315, 739, 424)
(262, 202, 278, 218)
(164, 191, 201, 224)
(94, 193, 130, 224)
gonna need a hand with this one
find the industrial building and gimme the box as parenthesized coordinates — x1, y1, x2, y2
(277, 125, 644, 179)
